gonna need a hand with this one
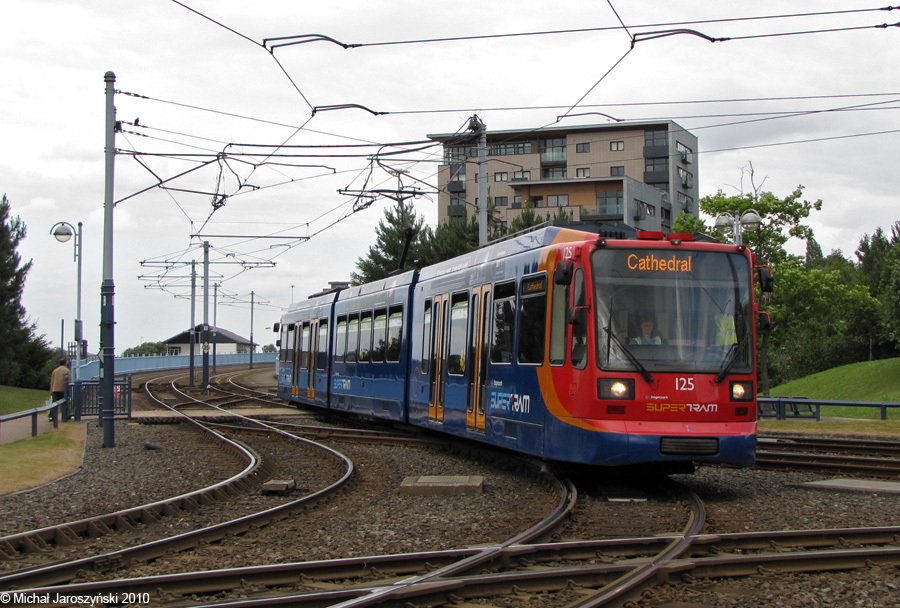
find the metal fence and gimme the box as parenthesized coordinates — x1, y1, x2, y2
(72, 377, 132, 420)
(758, 396, 900, 421)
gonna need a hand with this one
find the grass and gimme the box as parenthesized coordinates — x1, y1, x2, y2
(767, 358, 900, 422)
(0, 385, 49, 417)
(0, 423, 86, 494)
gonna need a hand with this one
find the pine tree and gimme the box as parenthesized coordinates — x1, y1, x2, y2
(0, 194, 54, 388)
(351, 199, 425, 285)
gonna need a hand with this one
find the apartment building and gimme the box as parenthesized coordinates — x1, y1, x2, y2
(427, 120, 699, 234)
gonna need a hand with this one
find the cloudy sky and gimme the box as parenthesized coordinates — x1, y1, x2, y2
(2, 0, 898, 355)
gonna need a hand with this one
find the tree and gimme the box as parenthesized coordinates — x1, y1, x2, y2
(508, 206, 544, 234)
(351, 199, 426, 285)
(671, 211, 709, 235)
(122, 342, 167, 357)
(768, 261, 878, 383)
(417, 216, 479, 267)
(0, 194, 54, 388)
(700, 166, 822, 394)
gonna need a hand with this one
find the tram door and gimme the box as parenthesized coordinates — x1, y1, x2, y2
(466, 285, 491, 431)
(306, 319, 328, 404)
(306, 319, 319, 399)
(428, 295, 449, 422)
(291, 323, 306, 397)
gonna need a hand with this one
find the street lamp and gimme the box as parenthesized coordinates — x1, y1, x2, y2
(714, 209, 762, 247)
(51, 221, 83, 382)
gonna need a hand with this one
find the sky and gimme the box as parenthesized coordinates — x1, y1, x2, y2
(2, 0, 899, 355)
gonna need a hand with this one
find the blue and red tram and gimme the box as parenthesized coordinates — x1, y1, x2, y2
(275, 226, 767, 469)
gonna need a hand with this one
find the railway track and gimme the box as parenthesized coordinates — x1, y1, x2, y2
(757, 434, 900, 478)
(0, 373, 354, 591)
(5, 373, 900, 606)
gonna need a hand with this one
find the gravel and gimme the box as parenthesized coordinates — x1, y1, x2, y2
(2, 418, 899, 606)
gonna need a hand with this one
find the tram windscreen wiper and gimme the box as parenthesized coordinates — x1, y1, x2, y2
(603, 327, 654, 383)
(715, 343, 740, 384)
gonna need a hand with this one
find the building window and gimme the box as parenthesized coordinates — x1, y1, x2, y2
(444, 146, 468, 163)
(576, 167, 590, 178)
(494, 172, 508, 182)
(610, 166, 624, 176)
(610, 141, 624, 151)
(547, 194, 569, 207)
(532, 196, 544, 208)
(677, 166, 693, 188)
(542, 166, 567, 180)
(645, 129, 667, 147)
(646, 158, 667, 172)
(597, 190, 623, 215)
(512, 170, 531, 181)
(678, 192, 694, 212)
(490, 142, 533, 156)
(494, 196, 509, 206)
(541, 137, 567, 164)
(677, 141, 693, 163)
(513, 195, 523, 207)
(576, 142, 590, 153)
(167, 346, 181, 356)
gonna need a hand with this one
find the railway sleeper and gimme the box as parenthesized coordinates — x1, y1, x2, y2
(162, 502, 183, 517)
(177, 496, 201, 511)
(87, 519, 112, 538)
(54, 526, 80, 547)
(0, 539, 19, 560)
(22, 534, 52, 553)
(140, 507, 162, 524)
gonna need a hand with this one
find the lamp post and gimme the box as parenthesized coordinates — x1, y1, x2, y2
(51, 221, 83, 382)
(714, 209, 762, 247)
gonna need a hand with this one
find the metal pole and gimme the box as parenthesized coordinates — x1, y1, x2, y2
(189, 260, 196, 387)
(249, 291, 255, 369)
(475, 115, 488, 246)
(75, 221, 83, 382)
(202, 241, 210, 390)
(100, 71, 116, 448)
(212, 283, 218, 373)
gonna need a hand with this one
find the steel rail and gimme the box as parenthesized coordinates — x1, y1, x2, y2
(755, 451, 900, 477)
(0, 373, 265, 562)
(15, 525, 900, 607)
(758, 434, 900, 457)
(0, 376, 355, 591)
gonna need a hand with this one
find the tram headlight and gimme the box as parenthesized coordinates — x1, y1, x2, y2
(598, 378, 634, 400)
(730, 381, 754, 402)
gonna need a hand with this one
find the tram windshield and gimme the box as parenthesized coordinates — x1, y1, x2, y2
(592, 248, 753, 374)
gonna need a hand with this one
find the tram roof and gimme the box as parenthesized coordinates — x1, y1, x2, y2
(416, 226, 593, 282)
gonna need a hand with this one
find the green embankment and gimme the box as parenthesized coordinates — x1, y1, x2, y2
(0, 385, 48, 416)
(764, 357, 900, 433)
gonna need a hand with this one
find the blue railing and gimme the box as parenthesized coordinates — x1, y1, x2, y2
(75, 352, 277, 379)
(758, 396, 900, 421)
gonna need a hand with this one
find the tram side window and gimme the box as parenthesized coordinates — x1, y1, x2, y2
(549, 277, 568, 365)
(359, 312, 373, 363)
(346, 314, 359, 363)
(491, 281, 516, 364)
(518, 275, 547, 365)
(387, 306, 403, 362)
(284, 324, 295, 364)
(372, 308, 387, 363)
(299, 323, 311, 369)
(571, 269, 587, 369)
(448, 294, 469, 375)
(316, 320, 328, 370)
(334, 317, 347, 363)
(422, 300, 432, 374)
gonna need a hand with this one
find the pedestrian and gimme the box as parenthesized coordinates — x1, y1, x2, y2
(50, 358, 71, 421)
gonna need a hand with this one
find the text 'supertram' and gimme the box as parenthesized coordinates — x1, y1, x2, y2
(275, 227, 772, 470)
